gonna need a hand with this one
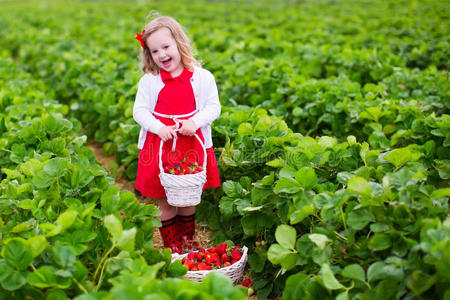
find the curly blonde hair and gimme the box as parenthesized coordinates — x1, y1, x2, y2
(139, 16, 201, 74)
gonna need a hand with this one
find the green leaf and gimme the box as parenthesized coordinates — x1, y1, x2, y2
(19, 159, 43, 177)
(0, 270, 28, 291)
(219, 197, 235, 216)
(321, 264, 344, 290)
(2, 238, 33, 271)
(275, 225, 297, 249)
(237, 122, 253, 136)
(43, 158, 68, 177)
(26, 236, 47, 258)
(367, 262, 404, 282)
(117, 228, 136, 252)
(336, 291, 349, 300)
(268, 244, 292, 264)
(318, 136, 337, 149)
(101, 186, 120, 214)
(71, 167, 94, 189)
(222, 181, 243, 197)
(33, 170, 55, 188)
(431, 188, 450, 199)
(266, 158, 283, 167)
(280, 252, 298, 270)
(384, 148, 422, 169)
(308, 234, 330, 250)
(53, 243, 76, 268)
(48, 209, 78, 237)
(295, 167, 317, 190)
(347, 176, 371, 197)
(104, 215, 123, 243)
(10, 144, 26, 164)
(166, 260, 188, 278)
(341, 264, 365, 282)
(248, 249, 266, 273)
(28, 266, 71, 289)
(368, 233, 392, 251)
(274, 178, 301, 194)
(347, 208, 375, 230)
(290, 204, 314, 224)
(261, 172, 275, 185)
(283, 273, 310, 300)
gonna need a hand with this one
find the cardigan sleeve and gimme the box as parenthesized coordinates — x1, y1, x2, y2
(190, 71, 221, 129)
(133, 75, 165, 134)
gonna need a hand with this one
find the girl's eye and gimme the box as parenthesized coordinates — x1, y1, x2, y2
(164, 45, 169, 49)
(151, 50, 158, 54)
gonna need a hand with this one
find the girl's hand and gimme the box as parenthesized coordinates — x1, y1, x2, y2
(158, 125, 177, 141)
(176, 119, 197, 136)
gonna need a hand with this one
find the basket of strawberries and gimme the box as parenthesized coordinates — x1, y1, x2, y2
(172, 243, 248, 283)
(159, 133, 207, 207)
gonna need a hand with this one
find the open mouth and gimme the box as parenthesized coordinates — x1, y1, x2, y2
(162, 58, 172, 67)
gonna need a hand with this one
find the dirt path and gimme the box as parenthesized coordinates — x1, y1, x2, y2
(87, 141, 212, 250)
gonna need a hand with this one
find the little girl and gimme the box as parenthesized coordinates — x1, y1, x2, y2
(133, 16, 221, 252)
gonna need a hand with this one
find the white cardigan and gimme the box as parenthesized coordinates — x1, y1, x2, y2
(133, 66, 221, 149)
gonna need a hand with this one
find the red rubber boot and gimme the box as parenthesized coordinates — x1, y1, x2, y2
(159, 216, 181, 253)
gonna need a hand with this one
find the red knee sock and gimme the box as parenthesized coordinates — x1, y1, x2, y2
(159, 216, 180, 253)
(177, 213, 196, 243)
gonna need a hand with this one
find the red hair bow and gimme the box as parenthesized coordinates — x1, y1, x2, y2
(135, 29, 146, 49)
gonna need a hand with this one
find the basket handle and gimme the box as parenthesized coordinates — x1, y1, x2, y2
(159, 133, 207, 174)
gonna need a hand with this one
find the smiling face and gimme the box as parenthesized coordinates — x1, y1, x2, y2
(146, 27, 184, 77)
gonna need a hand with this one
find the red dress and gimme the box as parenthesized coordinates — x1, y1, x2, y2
(135, 68, 221, 198)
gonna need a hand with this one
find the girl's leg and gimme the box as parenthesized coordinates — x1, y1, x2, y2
(177, 206, 196, 243)
(157, 198, 180, 251)
(158, 198, 177, 220)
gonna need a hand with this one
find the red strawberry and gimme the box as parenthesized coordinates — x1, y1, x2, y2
(216, 243, 227, 255)
(213, 260, 221, 268)
(212, 253, 220, 263)
(242, 279, 252, 287)
(186, 156, 197, 165)
(187, 252, 197, 261)
(181, 163, 189, 170)
(197, 262, 212, 270)
(223, 261, 231, 267)
(183, 259, 194, 270)
(205, 254, 214, 265)
(231, 249, 241, 261)
(221, 253, 230, 263)
(231, 259, 238, 264)
(193, 167, 203, 174)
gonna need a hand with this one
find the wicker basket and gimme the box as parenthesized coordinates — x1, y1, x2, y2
(171, 246, 248, 283)
(158, 133, 207, 207)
